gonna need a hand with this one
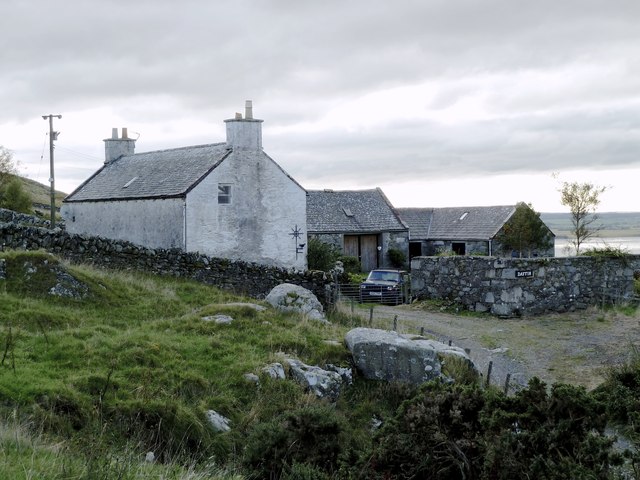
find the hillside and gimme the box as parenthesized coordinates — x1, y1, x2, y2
(1, 252, 638, 478)
(20, 174, 67, 210)
(541, 211, 640, 237)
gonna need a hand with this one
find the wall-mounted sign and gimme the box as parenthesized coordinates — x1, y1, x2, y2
(516, 270, 533, 278)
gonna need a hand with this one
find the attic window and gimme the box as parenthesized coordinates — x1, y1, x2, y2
(342, 207, 354, 217)
(218, 184, 232, 204)
(459, 212, 469, 221)
(123, 176, 138, 188)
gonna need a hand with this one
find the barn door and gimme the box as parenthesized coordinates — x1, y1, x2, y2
(344, 235, 359, 258)
(360, 235, 379, 272)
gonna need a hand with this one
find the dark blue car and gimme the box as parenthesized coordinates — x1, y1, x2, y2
(359, 269, 410, 305)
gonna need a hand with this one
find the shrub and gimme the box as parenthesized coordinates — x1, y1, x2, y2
(307, 238, 340, 272)
(387, 248, 406, 269)
(357, 378, 622, 480)
(361, 381, 485, 479)
(581, 245, 630, 258)
(243, 405, 343, 478)
(0, 178, 32, 214)
(337, 255, 360, 274)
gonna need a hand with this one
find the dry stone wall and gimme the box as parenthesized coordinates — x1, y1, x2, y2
(0, 210, 330, 303)
(411, 255, 640, 316)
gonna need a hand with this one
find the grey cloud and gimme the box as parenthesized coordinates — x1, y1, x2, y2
(2, 0, 640, 192)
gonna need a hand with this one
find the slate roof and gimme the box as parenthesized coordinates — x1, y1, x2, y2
(397, 206, 517, 241)
(64, 143, 231, 202)
(307, 188, 408, 234)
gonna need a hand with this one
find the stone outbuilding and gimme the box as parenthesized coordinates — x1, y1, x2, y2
(397, 205, 555, 258)
(61, 102, 307, 270)
(306, 188, 409, 271)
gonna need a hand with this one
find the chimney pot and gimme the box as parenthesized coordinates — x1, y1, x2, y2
(122, 127, 128, 139)
(245, 100, 253, 119)
(111, 128, 118, 139)
(235, 112, 242, 120)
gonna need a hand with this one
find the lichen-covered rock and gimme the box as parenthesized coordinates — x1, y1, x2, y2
(206, 410, 231, 432)
(345, 327, 473, 385)
(285, 358, 344, 400)
(263, 362, 286, 379)
(201, 314, 234, 324)
(265, 283, 327, 322)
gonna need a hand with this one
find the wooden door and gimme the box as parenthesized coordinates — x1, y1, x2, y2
(360, 235, 379, 272)
(343, 235, 359, 258)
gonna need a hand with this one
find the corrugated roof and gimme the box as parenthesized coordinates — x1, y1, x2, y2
(64, 143, 231, 202)
(307, 188, 408, 234)
(397, 206, 516, 240)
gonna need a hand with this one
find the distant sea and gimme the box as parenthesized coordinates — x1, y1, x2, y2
(554, 237, 640, 256)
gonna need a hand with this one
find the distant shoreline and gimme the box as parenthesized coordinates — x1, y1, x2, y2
(552, 229, 640, 239)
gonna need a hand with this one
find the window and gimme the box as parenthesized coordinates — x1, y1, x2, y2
(218, 184, 232, 204)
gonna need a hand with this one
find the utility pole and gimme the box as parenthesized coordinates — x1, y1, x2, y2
(42, 114, 62, 227)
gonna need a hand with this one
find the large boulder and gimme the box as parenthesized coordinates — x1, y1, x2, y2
(345, 327, 473, 385)
(265, 283, 327, 322)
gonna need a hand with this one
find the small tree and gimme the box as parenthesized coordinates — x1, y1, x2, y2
(307, 237, 340, 271)
(0, 178, 32, 213)
(559, 181, 608, 254)
(0, 146, 17, 188)
(496, 202, 553, 257)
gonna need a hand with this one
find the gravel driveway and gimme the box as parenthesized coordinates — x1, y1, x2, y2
(347, 302, 640, 392)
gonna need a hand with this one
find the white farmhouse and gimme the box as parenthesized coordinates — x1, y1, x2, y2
(61, 102, 307, 270)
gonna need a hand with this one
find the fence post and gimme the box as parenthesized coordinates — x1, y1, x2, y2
(351, 298, 355, 314)
(420, 326, 424, 336)
(393, 315, 398, 331)
(504, 373, 511, 394)
(485, 361, 493, 387)
(369, 306, 374, 326)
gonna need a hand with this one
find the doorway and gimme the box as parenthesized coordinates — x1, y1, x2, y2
(344, 234, 379, 271)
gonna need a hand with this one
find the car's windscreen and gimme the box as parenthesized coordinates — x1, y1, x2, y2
(367, 271, 400, 282)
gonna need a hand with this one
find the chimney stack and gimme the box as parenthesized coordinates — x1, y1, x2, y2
(104, 127, 136, 164)
(225, 100, 263, 150)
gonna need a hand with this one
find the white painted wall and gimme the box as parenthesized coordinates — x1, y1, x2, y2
(61, 198, 185, 249)
(186, 150, 307, 270)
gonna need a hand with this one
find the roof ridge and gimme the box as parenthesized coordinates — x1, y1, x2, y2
(132, 142, 227, 156)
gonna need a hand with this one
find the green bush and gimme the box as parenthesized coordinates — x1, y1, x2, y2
(581, 245, 630, 258)
(387, 248, 406, 269)
(337, 255, 361, 274)
(307, 238, 340, 272)
(357, 378, 622, 480)
(361, 381, 485, 479)
(243, 405, 343, 478)
(0, 178, 32, 214)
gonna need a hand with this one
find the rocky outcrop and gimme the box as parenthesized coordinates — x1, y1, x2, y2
(345, 327, 473, 385)
(284, 358, 344, 400)
(266, 283, 327, 322)
(206, 410, 231, 432)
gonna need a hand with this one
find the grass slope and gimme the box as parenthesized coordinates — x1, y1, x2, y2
(0, 251, 386, 479)
(2, 251, 637, 479)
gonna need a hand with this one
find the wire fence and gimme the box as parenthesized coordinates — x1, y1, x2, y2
(331, 298, 521, 395)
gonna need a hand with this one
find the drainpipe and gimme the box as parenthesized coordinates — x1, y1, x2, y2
(183, 201, 187, 250)
(489, 239, 492, 256)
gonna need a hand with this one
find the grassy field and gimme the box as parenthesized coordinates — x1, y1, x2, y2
(1, 250, 639, 478)
(0, 250, 403, 479)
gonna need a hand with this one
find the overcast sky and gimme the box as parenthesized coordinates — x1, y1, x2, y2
(1, 0, 639, 212)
